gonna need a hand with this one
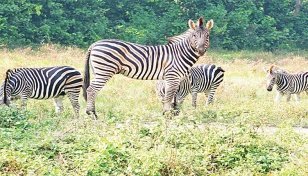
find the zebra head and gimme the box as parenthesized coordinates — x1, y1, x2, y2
(188, 17, 214, 56)
(266, 65, 286, 91)
(266, 65, 283, 91)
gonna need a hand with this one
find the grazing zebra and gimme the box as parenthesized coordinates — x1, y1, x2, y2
(0, 66, 83, 117)
(156, 64, 225, 107)
(266, 65, 308, 102)
(83, 17, 214, 117)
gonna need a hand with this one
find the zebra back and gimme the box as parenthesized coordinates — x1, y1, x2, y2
(3, 66, 82, 100)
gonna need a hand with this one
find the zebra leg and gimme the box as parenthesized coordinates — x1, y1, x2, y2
(274, 92, 284, 102)
(192, 92, 198, 107)
(286, 93, 291, 102)
(20, 94, 28, 109)
(53, 96, 64, 114)
(86, 74, 114, 118)
(178, 97, 185, 105)
(294, 93, 300, 101)
(66, 92, 80, 118)
(206, 89, 216, 105)
(163, 78, 180, 115)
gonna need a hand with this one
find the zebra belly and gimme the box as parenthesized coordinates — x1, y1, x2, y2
(29, 84, 66, 99)
(120, 66, 165, 80)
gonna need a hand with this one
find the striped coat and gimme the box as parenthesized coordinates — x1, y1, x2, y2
(1, 66, 82, 116)
(156, 64, 225, 107)
(83, 17, 214, 117)
(266, 65, 308, 102)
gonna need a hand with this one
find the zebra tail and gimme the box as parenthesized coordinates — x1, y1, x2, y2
(83, 43, 95, 101)
(3, 69, 12, 106)
(217, 66, 225, 72)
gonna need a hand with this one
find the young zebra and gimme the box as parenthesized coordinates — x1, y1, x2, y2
(266, 65, 308, 102)
(0, 66, 83, 117)
(83, 17, 214, 117)
(156, 64, 225, 107)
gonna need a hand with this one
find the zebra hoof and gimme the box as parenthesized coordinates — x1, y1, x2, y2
(86, 110, 91, 115)
(86, 110, 98, 119)
(172, 109, 180, 116)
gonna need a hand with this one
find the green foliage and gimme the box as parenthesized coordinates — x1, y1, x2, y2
(87, 144, 130, 175)
(0, 0, 307, 50)
(0, 106, 33, 128)
(207, 127, 289, 173)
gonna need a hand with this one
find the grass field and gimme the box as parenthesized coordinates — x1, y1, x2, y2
(1, 45, 308, 175)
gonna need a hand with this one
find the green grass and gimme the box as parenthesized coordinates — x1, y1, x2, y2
(1, 46, 308, 175)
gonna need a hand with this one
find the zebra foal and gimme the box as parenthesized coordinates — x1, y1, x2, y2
(83, 17, 214, 117)
(266, 65, 308, 102)
(156, 64, 225, 107)
(0, 66, 83, 117)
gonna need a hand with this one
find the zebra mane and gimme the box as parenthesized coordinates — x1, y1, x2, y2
(269, 65, 287, 74)
(167, 28, 194, 44)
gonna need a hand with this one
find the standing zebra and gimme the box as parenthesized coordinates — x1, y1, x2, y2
(156, 64, 225, 107)
(0, 66, 83, 117)
(83, 17, 214, 117)
(266, 65, 308, 102)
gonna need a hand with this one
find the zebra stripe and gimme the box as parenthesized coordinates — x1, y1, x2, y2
(156, 64, 225, 107)
(83, 17, 214, 117)
(1, 66, 82, 117)
(266, 65, 308, 102)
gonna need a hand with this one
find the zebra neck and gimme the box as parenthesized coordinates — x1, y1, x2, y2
(169, 39, 199, 66)
(276, 74, 291, 91)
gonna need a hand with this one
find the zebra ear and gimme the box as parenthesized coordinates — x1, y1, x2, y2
(269, 65, 275, 74)
(188, 19, 196, 30)
(206, 19, 214, 29)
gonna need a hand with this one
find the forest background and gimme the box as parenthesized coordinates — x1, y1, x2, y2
(0, 0, 307, 51)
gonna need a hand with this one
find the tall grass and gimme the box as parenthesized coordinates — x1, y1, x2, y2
(1, 46, 308, 175)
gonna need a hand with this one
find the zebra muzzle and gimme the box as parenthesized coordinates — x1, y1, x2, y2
(197, 49, 206, 56)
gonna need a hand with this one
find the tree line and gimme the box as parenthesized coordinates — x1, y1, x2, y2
(0, 0, 307, 51)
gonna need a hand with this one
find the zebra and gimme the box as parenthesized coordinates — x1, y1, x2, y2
(83, 17, 214, 117)
(156, 64, 225, 108)
(0, 66, 83, 117)
(266, 65, 308, 102)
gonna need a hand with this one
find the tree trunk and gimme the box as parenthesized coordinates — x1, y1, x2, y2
(295, 0, 301, 15)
